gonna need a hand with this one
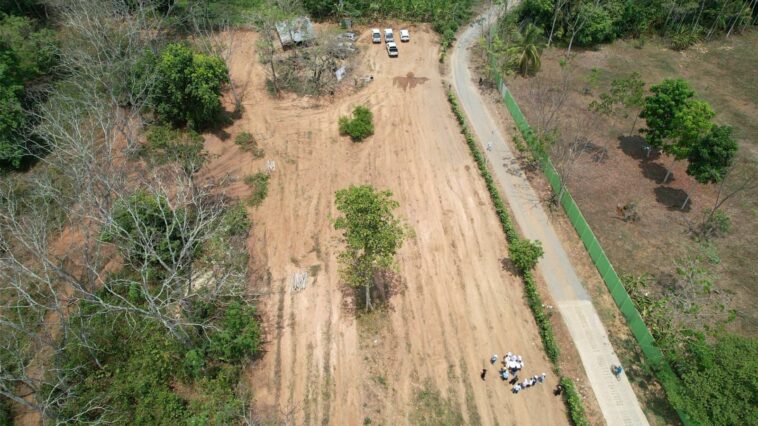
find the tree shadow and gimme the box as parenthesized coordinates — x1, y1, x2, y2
(341, 269, 406, 315)
(618, 135, 660, 161)
(654, 186, 691, 212)
(500, 257, 518, 275)
(640, 161, 670, 183)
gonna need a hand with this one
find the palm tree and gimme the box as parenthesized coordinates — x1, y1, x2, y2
(508, 23, 545, 76)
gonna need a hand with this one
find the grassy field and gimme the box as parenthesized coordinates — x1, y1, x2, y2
(505, 30, 758, 336)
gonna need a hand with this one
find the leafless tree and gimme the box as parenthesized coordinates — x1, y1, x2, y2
(550, 113, 597, 203)
(547, 0, 568, 47)
(524, 60, 573, 139)
(0, 2, 249, 420)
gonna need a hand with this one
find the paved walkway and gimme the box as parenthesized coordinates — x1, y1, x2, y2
(450, 8, 649, 426)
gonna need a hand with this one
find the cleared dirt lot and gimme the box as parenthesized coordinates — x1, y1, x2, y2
(201, 26, 568, 424)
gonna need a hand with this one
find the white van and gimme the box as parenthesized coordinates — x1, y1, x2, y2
(384, 28, 394, 43)
(371, 28, 381, 43)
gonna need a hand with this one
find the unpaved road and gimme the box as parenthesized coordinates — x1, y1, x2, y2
(203, 26, 568, 424)
(451, 8, 649, 426)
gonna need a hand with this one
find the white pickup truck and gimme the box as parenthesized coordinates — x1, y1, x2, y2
(384, 28, 394, 43)
(386, 42, 398, 57)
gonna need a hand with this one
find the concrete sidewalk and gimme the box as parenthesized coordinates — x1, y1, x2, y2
(450, 8, 649, 426)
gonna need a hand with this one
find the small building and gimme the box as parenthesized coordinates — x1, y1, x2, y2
(275, 17, 316, 48)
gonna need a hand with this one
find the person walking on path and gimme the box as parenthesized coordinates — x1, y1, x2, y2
(481, 368, 487, 381)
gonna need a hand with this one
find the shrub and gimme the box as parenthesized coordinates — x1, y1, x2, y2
(234, 131, 264, 158)
(0, 398, 11, 426)
(509, 239, 544, 272)
(244, 173, 270, 206)
(144, 124, 206, 172)
(560, 377, 589, 426)
(447, 91, 559, 364)
(339, 106, 374, 142)
(182, 349, 205, 380)
(209, 301, 262, 363)
(669, 30, 701, 51)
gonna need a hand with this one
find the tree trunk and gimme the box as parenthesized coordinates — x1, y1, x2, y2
(365, 283, 372, 312)
(629, 115, 639, 137)
(693, 0, 706, 29)
(547, 0, 563, 47)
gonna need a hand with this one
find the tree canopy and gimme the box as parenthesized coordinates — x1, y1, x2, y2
(516, 0, 756, 49)
(673, 333, 758, 426)
(150, 43, 229, 129)
(508, 23, 545, 76)
(0, 13, 57, 168)
(334, 185, 406, 311)
(686, 125, 738, 185)
(640, 78, 695, 152)
(509, 239, 544, 272)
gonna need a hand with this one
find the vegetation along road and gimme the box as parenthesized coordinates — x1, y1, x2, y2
(451, 6, 648, 425)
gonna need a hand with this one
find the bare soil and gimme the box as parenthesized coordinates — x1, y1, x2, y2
(201, 25, 569, 425)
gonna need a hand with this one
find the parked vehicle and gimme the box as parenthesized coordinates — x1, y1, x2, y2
(384, 28, 394, 43)
(400, 29, 410, 42)
(386, 42, 398, 57)
(371, 28, 381, 43)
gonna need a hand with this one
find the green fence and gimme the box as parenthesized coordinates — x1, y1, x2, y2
(487, 44, 692, 426)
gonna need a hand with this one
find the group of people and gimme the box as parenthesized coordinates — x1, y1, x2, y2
(511, 373, 547, 394)
(481, 352, 547, 395)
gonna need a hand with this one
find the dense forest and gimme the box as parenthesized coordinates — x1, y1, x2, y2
(518, 0, 757, 50)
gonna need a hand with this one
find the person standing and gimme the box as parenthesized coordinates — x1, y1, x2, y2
(481, 368, 487, 381)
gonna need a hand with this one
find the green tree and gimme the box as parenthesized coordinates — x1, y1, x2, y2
(507, 23, 545, 76)
(151, 43, 228, 129)
(0, 68, 25, 167)
(589, 72, 646, 136)
(518, 0, 555, 30)
(574, 2, 615, 46)
(640, 78, 695, 151)
(671, 99, 715, 157)
(673, 333, 758, 426)
(0, 14, 57, 168)
(509, 239, 544, 273)
(334, 185, 407, 311)
(208, 300, 262, 363)
(303, 0, 335, 19)
(0, 14, 57, 79)
(685, 124, 738, 190)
